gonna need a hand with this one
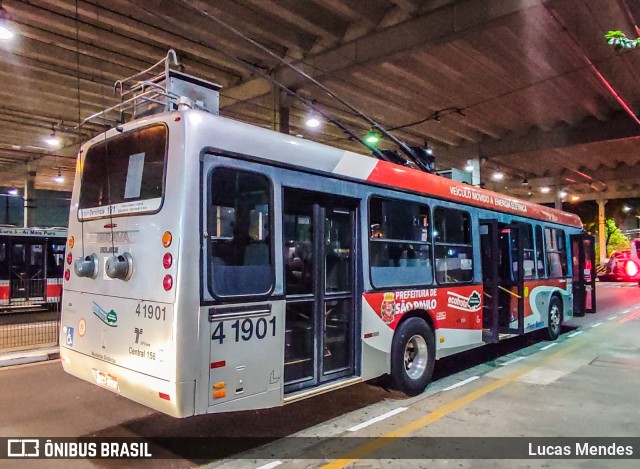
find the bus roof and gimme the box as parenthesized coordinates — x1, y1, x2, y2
(92, 110, 583, 230)
(189, 113, 583, 229)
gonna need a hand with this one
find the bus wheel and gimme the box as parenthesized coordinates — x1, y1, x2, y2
(545, 296, 563, 341)
(390, 317, 435, 396)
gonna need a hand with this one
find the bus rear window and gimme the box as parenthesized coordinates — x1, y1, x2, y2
(78, 124, 167, 219)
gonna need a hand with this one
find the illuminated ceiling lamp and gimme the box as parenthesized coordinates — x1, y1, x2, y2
(559, 191, 568, 199)
(45, 124, 60, 147)
(491, 169, 504, 181)
(540, 186, 551, 194)
(364, 129, 381, 148)
(7, 188, 18, 196)
(464, 160, 474, 173)
(54, 168, 64, 183)
(305, 116, 320, 128)
(0, 8, 14, 41)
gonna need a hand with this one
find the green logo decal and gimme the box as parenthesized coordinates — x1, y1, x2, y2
(468, 291, 481, 309)
(93, 302, 118, 327)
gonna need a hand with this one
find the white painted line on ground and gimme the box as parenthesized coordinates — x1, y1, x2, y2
(622, 309, 634, 314)
(567, 331, 584, 338)
(442, 376, 480, 391)
(608, 316, 617, 321)
(540, 343, 558, 351)
(499, 356, 526, 367)
(256, 461, 282, 469)
(591, 322, 604, 328)
(347, 407, 408, 432)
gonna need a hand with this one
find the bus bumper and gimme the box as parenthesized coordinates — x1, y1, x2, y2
(60, 346, 195, 418)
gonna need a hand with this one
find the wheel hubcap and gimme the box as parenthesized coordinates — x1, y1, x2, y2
(404, 334, 428, 379)
(550, 305, 560, 332)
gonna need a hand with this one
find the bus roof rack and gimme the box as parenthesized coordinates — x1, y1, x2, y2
(79, 49, 221, 129)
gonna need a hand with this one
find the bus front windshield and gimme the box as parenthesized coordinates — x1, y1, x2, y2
(78, 124, 167, 219)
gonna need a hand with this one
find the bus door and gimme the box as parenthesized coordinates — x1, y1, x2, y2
(9, 240, 45, 302)
(480, 220, 525, 341)
(571, 233, 596, 315)
(283, 188, 357, 393)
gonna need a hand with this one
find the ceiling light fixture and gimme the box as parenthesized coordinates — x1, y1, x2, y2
(491, 170, 504, 181)
(54, 168, 64, 183)
(7, 188, 18, 196)
(623, 205, 632, 213)
(0, 9, 14, 41)
(305, 117, 320, 128)
(540, 186, 551, 194)
(464, 160, 474, 172)
(559, 191, 568, 198)
(521, 177, 529, 185)
(45, 124, 60, 147)
(571, 195, 580, 202)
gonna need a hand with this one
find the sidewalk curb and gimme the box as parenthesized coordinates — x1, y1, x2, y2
(0, 349, 60, 368)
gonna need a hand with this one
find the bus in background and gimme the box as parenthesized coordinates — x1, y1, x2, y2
(60, 54, 596, 417)
(0, 226, 66, 312)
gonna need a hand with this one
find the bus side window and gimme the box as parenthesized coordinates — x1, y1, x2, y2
(511, 224, 535, 280)
(369, 197, 432, 288)
(545, 227, 568, 278)
(433, 208, 473, 284)
(208, 167, 273, 298)
(535, 225, 546, 278)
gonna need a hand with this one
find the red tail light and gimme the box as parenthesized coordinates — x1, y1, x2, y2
(163, 274, 173, 291)
(626, 261, 638, 277)
(64, 269, 71, 281)
(163, 253, 173, 269)
(66, 252, 72, 265)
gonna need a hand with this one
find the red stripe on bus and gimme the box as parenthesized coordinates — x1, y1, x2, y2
(366, 160, 582, 228)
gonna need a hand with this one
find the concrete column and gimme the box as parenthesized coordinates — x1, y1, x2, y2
(23, 168, 36, 228)
(272, 86, 290, 135)
(467, 157, 481, 186)
(554, 191, 563, 210)
(597, 196, 607, 263)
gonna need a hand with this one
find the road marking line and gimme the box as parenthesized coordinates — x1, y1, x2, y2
(621, 310, 640, 323)
(256, 461, 282, 469)
(591, 322, 603, 328)
(608, 317, 617, 321)
(499, 356, 526, 366)
(540, 343, 558, 351)
(320, 320, 618, 469)
(567, 331, 584, 338)
(442, 376, 479, 391)
(347, 407, 408, 432)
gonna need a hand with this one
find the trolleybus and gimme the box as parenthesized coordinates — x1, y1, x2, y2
(1, 226, 66, 312)
(60, 64, 596, 417)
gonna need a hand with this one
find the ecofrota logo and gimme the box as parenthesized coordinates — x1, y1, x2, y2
(134, 327, 143, 344)
(92, 302, 118, 327)
(447, 290, 482, 313)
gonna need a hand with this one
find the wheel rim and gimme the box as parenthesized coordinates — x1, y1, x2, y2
(404, 334, 428, 379)
(549, 304, 561, 333)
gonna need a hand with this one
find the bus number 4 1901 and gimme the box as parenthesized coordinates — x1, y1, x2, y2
(212, 317, 277, 344)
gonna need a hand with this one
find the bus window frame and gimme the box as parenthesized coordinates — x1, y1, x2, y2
(433, 206, 474, 285)
(544, 226, 569, 279)
(367, 194, 434, 290)
(535, 224, 546, 279)
(77, 122, 169, 221)
(204, 163, 276, 305)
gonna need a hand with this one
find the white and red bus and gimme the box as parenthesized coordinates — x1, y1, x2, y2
(0, 227, 66, 312)
(60, 66, 596, 417)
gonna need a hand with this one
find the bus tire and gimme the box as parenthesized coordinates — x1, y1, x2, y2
(390, 317, 435, 396)
(545, 296, 563, 341)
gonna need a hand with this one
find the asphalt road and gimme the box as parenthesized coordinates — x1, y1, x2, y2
(1, 282, 638, 468)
